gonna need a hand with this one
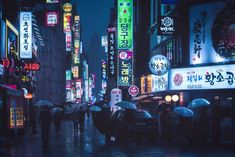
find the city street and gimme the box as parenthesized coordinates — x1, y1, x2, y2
(1, 115, 235, 157)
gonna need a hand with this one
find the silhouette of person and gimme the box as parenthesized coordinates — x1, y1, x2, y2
(53, 112, 62, 133)
(78, 107, 85, 132)
(39, 106, 52, 146)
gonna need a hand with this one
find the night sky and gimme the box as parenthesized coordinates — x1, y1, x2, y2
(72, 0, 114, 98)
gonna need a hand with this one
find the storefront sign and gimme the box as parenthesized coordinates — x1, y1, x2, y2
(45, 11, 58, 26)
(75, 79, 82, 99)
(128, 85, 139, 97)
(149, 55, 170, 76)
(46, 0, 59, 3)
(117, 50, 133, 86)
(158, 16, 175, 35)
(20, 12, 32, 59)
(66, 70, 71, 80)
(63, 12, 71, 33)
(101, 60, 107, 80)
(72, 66, 79, 78)
(65, 32, 72, 51)
(107, 27, 116, 79)
(189, 1, 234, 65)
(117, 0, 133, 49)
(63, 3, 72, 12)
(169, 64, 235, 90)
(110, 88, 122, 112)
(6, 20, 19, 58)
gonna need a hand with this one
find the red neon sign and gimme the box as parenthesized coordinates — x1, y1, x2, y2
(24, 63, 40, 71)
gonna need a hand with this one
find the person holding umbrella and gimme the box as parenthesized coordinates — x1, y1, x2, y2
(39, 106, 52, 146)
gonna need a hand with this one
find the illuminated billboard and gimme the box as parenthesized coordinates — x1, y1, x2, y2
(63, 12, 71, 33)
(20, 12, 32, 59)
(189, 1, 235, 65)
(169, 64, 235, 90)
(117, 50, 133, 86)
(107, 27, 116, 80)
(46, 0, 59, 3)
(117, 0, 133, 49)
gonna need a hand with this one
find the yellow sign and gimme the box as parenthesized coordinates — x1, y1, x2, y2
(63, 3, 72, 12)
(10, 107, 24, 129)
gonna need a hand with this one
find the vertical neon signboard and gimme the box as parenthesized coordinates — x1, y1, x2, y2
(20, 12, 32, 59)
(117, 0, 133, 49)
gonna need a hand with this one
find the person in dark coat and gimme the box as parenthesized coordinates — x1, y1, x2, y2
(160, 105, 171, 141)
(78, 106, 86, 132)
(53, 112, 62, 133)
(39, 106, 52, 146)
(123, 109, 136, 142)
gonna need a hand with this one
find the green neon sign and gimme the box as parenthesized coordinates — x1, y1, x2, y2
(117, 0, 133, 49)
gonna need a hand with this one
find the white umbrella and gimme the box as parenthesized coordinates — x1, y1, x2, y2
(115, 101, 137, 110)
(51, 107, 63, 113)
(174, 107, 194, 117)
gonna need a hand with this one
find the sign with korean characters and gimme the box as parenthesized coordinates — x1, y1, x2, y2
(20, 12, 32, 59)
(149, 55, 170, 76)
(117, 50, 133, 86)
(169, 64, 235, 90)
(117, 0, 133, 49)
(108, 27, 116, 79)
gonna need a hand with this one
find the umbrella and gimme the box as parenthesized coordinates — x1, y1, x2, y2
(188, 98, 210, 109)
(174, 107, 194, 117)
(34, 100, 54, 108)
(51, 107, 63, 113)
(89, 105, 102, 112)
(115, 101, 137, 110)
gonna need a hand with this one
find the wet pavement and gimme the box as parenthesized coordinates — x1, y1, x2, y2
(2, 116, 235, 157)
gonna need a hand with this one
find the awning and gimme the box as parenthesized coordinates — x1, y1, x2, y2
(0, 84, 23, 96)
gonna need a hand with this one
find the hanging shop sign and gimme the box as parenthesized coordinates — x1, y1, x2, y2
(74, 15, 80, 58)
(72, 66, 79, 78)
(189, 1, 235, 65)
(101, 60, 107, 80)
(117, 0, 133, 49)
(158, 16, 175, 35)
(66, 70, 72, 80)
(117, 50, 133, 86)
(107, 27, 116, 79)
(75, 79, 82, 99)
(20, 12, 32, 59)
(63, 12, 71, 33)
(169, 64, 235, 90)
(65, 32, 72, 51)
(45, 11, 59, 26)
(110, 88, 122, 112)
(149, 54, 170, 76)
(21, 75, 30, 82)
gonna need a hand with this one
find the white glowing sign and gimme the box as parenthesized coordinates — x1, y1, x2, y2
(20, 12, 32, 59)
(149, 55, 170, 76)
(169, 64, 235, 90)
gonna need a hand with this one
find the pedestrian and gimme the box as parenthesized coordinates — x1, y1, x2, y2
(39, 106, 52, 146)
(160, 105, 171, 141)
(78, 106, 86, 132)
(86, 105, 90, 118)
(123, 109, 136, 142)
(73, 114, 79, 133)
(53, 112, 62, 133)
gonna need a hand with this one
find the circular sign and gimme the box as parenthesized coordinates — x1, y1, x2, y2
(63, 3, 72, 12)
(128, 85, 139, 97)
(149, 55, 170, 76)
(162, 17, 173, 27)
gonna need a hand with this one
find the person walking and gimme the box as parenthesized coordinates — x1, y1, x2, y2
(39, 106, 52, 146)
(53, 112, 62, 133)
(78, 106, 86, 132)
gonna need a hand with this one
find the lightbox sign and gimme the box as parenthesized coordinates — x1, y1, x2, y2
(75, 79, 82, 99)
(101, 60, 107, 80)
(46, 0, 59, 3)
(20, 12, 32, 59)
(158, 16, 175, 35)
(45, 11, 58, 26)
(66, 70, 71, 80)
(72, 66, 79, 78)
(74, 16, 80, 50)
(63, 3, 72, 12)
(65, 32, 72, 51)
(107, 27, 116, 79)
(63, 13, 71, 33)
(189, 1, 235, 65)
(169, 64, 235, 90)
(149, 55, 170, 76)
(117, 0, 133, 49)
(117, 50, 133, 86)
